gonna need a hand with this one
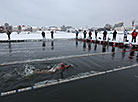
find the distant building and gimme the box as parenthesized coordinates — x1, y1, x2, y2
(113, 22, 124, 31)
(48, 26, 60, 31)
(114, 22, 124, 28)
(60, 25, 66, 31)
(97, 28, 105, 31)
(124, 26, 133, 31)
(104, 24, 113, 31)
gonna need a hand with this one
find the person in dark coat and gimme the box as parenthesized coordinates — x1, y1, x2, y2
(88, 31, 92, 39)
(41, 31, 45, 39)
(103, 30, 107, 40)
(75, 30, 79, 39)
(112, 30, 117, 41)
(51, 30, 54, 39)
(83, 30, 87, 39)
(7, 30, 11, 41)
(95, 30, 98, 40)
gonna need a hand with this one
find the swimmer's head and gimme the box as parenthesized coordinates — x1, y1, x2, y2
(61, 63, 65, 67)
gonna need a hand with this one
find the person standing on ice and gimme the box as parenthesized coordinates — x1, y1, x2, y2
(88, 30, 92, 39)
(75, 30, 79, 39)
(41, 31, 46, 40)
(83, 30, 87, 39)
(50, 30, 54, 40)
(95, 30, 98, 40)
(112, 30, 117, 41)
(103, 30, 107, 40)
(6, 30, 11, 41)
(123, 29, 129, 42)
(131, 29, 137, 42)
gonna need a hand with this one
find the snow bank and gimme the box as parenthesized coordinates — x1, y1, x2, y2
(0, 31, 76, 40)
(0, 31, 138, 43)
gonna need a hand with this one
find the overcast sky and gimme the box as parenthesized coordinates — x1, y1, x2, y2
(0, 0, 137, 28)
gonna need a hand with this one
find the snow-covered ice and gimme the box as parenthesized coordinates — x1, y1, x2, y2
(0, 31, 138, 43)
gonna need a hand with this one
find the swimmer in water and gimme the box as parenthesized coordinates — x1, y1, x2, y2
(34, 63, 71, 74)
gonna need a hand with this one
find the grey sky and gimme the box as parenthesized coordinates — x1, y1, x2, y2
(0, 0, 137, 28)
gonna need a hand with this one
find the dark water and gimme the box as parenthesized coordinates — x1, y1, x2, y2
(0, 40, 138, 97)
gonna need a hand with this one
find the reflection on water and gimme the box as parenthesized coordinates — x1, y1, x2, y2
(122, 48, 126, 59)
(111, 46, 115, 58)
(8, 42, 12, 54)
(94, 44, 97, 52)
(88, 43, 91, 52)
(83, 42, 86, 51)
(102, 44, 106, 52)
(51, 40, 54, 50)
(42, 40, 46, 51)
(136, 53, 138, 61)
(129, 48, 135, 59)
(76, 40, 78, 48)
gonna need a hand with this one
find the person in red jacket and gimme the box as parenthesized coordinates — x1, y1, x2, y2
(131, 29, 137, 42)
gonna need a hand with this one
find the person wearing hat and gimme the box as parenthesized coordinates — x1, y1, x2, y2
(131, 29, 137, 42)
(41, 31, 46, 40)
(50, 30, 54, 40)
(123, 29, 129, 42)
(83, 30, 87, 39)
(103, 30, 107, 40)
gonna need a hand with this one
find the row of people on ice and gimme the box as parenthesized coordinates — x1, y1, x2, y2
(75, 29, 138, 43)
(41, 30, 54, 40)
(5, 30, 55, 41)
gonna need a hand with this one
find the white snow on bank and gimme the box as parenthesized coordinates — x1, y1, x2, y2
(0, 31, 138, 43)
(0, 31, 76, 40)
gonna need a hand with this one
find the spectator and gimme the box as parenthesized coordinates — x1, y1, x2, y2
(41, 31, 45, 39)
(123, 29, 129, 42)
(83, 30, 87, 39)
(6, 30, 11, 41)
(103, 30, 107, 40)
(131, 29, 137, 42)
(112, 30, 117, 41)
(75, 30, 79, 39)
(95, 30, 98, 40)
(51, 30, 54, 39)
(88, 30, 92, 39)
